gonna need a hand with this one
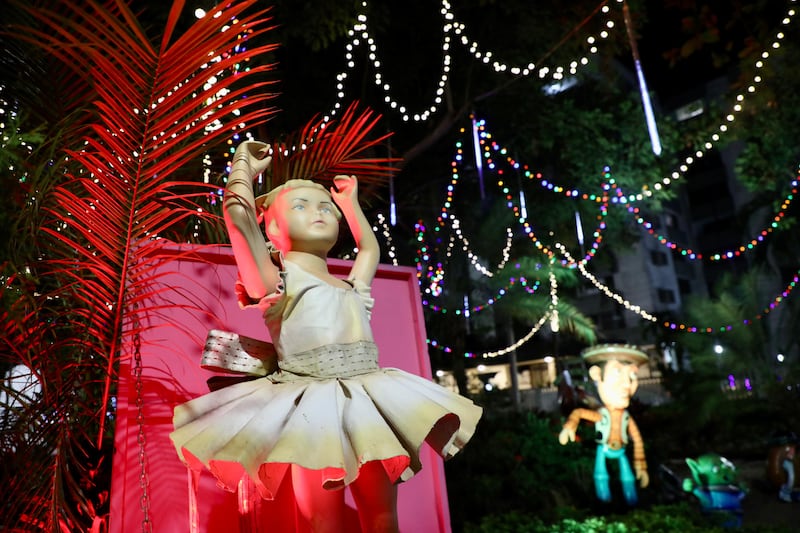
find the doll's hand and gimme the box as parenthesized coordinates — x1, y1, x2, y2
(331, 175, 358, 205)
(558, 427, 575, 445)
(636, 466, 650, 488)
(233, 141, 272, 176)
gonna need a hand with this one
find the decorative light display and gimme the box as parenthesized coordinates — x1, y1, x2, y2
(375, 213, 399, 265)
(661, 270, 800, 333)
(180, 2, 800, 358)
(326, 0, 621, 123)
(549, 263, 560, 333)
(484, 134, 612, 265)
(555, 241, 800, 334)
(555, 242, 659, 322)
(624, 175, 799, 261)
(423, 276, 541, 315)
(185, 9, 262, 239)
(476, 116, 799, 266)
(428, 313, 551, 358)
(450, 215, 513, 277)
(632, 0, 798, 200)
(418, 104, 800, 357)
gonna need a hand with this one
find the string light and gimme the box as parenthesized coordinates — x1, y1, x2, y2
(453, 0, 620, 78)
(623, 175, 799, 261)
(375, 213, 399, 265)
(427, 312, 550, 358)
(634, 0, 798, 200)
(549, 264, 559, 333)
(423, 277, 541, 315)
(661, 270, 800, 333)
(555, 242, 659, 322)
(470, 116, 800, 269)
(475, 116, 800, 267)
(326, 0, 621, 122)
(450, 215, 513, 277)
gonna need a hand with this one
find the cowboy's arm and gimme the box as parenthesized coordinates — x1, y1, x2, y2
(628, 416, 649, 487)
(559, 408, 601, 444)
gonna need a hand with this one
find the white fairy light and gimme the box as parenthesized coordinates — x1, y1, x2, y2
(555, 242, 658, 322)
(328, 0, 620, 122)
(549, 266, 559, 333)
(449, 215, 513, 277)
(478, 313, 550, 358)
(637, 0, 798, 199)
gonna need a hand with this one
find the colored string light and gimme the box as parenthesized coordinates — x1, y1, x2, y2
(661, 270, 800, 333)
(475, 115, 799, 266)
(623, 176, 799, 261)
(422, 277, 541, 315)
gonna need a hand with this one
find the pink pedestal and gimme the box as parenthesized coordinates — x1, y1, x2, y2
(110, 245, 451, 532)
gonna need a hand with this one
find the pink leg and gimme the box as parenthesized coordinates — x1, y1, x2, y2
(350, 461, 399, 533)
(291, 465, 346, 533)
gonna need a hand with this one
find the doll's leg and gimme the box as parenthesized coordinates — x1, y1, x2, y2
(593, 447, 612, 502)
(291, 465, 346, 533)
(617, 454, 638, 505)
(350, 460, 399, 533)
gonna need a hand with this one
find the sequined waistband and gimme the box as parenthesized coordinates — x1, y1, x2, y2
(274, 340, 379, 380)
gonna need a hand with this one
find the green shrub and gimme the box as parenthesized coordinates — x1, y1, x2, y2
(446, 411, 596, 530)
(464, 503, 793, 533)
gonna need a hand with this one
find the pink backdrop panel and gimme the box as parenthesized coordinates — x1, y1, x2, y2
(110, 245, 451, 533)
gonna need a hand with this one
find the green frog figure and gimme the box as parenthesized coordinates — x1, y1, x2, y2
(682, 453, 747, 527)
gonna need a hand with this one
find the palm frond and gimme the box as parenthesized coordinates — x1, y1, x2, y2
(489, 257, 597, 344)
(266, 101, 400, 194)
(3, 0, 281, 528)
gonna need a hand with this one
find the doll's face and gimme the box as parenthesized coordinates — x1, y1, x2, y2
(275, 186, 340, 249)
(593, 359, 639, 410)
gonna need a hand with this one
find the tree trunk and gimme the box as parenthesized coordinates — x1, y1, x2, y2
(505, 321, 521, 411)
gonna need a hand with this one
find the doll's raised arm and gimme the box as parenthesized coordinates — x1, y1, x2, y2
(330, 175, 379, 287)
(223, 141, 280, 299)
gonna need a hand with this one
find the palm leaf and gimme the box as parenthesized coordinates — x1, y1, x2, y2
(492, 258, 597, 344)
(2, 0, 281, 529)
(265, 101, 400, 195)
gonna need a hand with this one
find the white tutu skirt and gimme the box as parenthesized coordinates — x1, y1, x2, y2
(170, 368, 482, 499)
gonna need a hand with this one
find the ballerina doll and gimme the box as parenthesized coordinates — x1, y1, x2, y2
(170, 140, 483, 533)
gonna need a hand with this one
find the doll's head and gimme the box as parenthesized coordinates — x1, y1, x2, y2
(582, 344, 648, 411)
(257, 179, 343, 254)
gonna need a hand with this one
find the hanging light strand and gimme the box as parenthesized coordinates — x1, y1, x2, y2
(633, 0, 798, 200)
(623, 175, 799, 261)
(555, 242, 659, 322)
(423, 277, 541, 315)
(326, 0, 621, 123)
(427, 313, 550, 358)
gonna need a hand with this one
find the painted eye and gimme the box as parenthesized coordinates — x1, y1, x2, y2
(292, 204, 305, 210)
(321, 206, 332, 214)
